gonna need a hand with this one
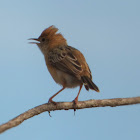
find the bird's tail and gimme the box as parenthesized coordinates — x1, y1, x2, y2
(81, 76, 99, 92)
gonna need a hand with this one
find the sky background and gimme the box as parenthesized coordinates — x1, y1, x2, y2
(0, 0, 140, 140)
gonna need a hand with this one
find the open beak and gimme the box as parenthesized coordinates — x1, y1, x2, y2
(28, 38, 40, 44)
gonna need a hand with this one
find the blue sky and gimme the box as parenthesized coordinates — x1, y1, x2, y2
(0, 0, 140, 140)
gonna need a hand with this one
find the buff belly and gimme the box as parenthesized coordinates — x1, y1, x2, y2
(47, 64, 81, 88)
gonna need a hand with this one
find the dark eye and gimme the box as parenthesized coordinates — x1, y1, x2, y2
(42, 38, 45, 42)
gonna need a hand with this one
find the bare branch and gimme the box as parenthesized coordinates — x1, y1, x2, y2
(0, 96, 140, 134)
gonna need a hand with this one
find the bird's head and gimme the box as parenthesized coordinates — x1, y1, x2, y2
(29, 25, 67, 56)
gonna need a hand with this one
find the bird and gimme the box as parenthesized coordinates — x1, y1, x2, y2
(29, 25, 99, 104)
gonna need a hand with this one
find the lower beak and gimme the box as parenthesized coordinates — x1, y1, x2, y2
(28, 38, 40, 44)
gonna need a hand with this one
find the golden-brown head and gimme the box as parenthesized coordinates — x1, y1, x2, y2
(29, 25, 67, 56)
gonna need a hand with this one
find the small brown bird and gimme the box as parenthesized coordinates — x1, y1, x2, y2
(29, 25, 99, 104)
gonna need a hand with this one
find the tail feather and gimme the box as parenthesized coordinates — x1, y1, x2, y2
(81, 76, 99, 92)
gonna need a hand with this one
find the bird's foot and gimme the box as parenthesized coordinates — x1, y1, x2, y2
(73, 97, 78, 105)
(48, 99, 57, 105)
(73, 97, 78, 113)
(48, 99, 57, 117)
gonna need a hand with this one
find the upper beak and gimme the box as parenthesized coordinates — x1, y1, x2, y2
(28, 38, 40, 44)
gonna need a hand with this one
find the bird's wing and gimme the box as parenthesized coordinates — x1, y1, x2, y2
(48, 46, 83, 77)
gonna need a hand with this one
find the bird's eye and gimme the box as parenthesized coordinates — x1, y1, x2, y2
(42, 38, 45, 42)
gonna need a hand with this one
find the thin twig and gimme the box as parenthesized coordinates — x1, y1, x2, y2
(0, 96, 140, 134)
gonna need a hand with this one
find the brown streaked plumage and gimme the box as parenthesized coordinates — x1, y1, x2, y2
(29, 25, 99, 104)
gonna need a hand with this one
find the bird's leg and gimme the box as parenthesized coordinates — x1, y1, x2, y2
(48, 86, 65, 105)
(48, 86, 65, 117)
(73, 84, 83, 105)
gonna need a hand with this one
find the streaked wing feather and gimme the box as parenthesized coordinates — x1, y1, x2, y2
(48, 46, 82, 76)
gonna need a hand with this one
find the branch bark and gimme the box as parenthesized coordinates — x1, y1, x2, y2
(0, 96, 140, 134)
